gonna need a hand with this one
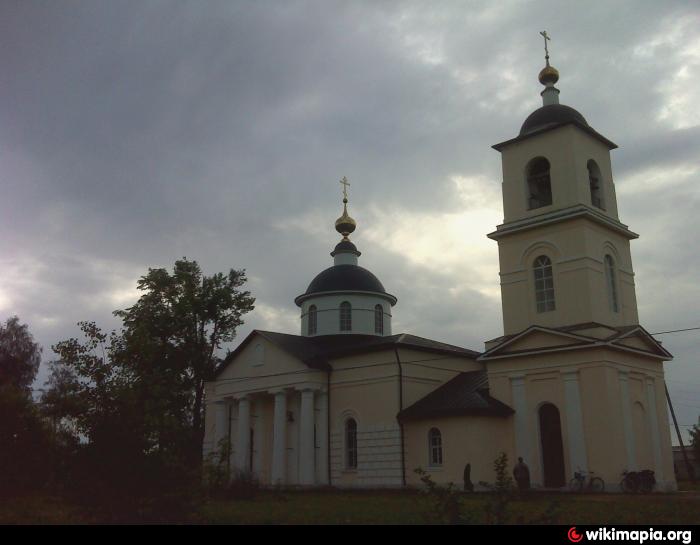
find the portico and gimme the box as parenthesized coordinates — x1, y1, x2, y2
(209, 384, 329, 487)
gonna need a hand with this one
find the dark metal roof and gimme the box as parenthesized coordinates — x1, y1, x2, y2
(492, 104, 618, 151)
(397, 371, 514, 421)
(295, 265, 394, 305)
(480, 322, 672, 361)
(330, 240, 360, 257)
(215, 331, 480, 377)
(520, 104, 588, 135)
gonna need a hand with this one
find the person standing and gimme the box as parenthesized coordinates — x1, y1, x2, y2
(463, 462, 474, 492)
(513, 457, 531, 491)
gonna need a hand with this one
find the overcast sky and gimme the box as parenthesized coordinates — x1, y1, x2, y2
(2, 1, 699, 442)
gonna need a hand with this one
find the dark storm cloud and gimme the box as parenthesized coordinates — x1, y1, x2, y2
(1, 1, 699, 438)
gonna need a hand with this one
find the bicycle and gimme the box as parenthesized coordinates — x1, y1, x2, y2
(569, 469, 605, 493)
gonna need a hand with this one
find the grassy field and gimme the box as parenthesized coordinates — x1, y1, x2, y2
(2, 488, 699, 524)
(197, 489, 700, 525)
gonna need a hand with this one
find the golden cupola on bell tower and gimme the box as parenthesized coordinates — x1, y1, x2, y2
(489, 32, 640, 335)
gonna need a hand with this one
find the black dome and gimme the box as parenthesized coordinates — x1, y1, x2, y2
(520, 104, 588, 136)
(304, 265, 386, 296)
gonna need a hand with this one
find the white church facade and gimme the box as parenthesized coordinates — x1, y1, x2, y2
(203, 53, 677, 492)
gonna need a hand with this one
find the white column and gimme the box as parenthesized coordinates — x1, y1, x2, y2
(645, 377, 664, 480)
(563, 370, 588, 473)
(235, 395, 251, 472)
(271, 390, 287, 485)
(618, 370, 637, 470)
(316, 390, 329, 485)
(510, 375, 532, 467)
(214, 400, 228, 452)
(299, 388, 316, 485)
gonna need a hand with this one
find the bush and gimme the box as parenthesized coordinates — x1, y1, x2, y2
(226, 469, 260, 501)
(414, 468, 470, 524)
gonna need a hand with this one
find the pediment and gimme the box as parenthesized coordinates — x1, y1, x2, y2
(215, 330, 325, 381)
(480, 324, 672, 361)
(480, 326, 593, 359)
(610, 327, 672, 359)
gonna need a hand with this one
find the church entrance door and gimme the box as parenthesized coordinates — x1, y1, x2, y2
(538, 403, 566, 488)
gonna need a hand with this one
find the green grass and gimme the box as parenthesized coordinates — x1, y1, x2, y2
(2, 489, 699, 524)
(0, 494, 97, 525)
(197, 489, 700, 525)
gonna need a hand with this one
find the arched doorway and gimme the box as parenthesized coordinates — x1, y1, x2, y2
(538, 403, 566, 488)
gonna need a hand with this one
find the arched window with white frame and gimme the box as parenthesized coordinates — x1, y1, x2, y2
(374, 304, 383, 335)
(604, 254, 619, 312)
(526, 157, 553, 209)
(428, 428, 443, 466)
(588, 160, 604, 209)
(534, 255, 556, 313)
(345, 418, 358, 469)
(307, 305, 317, 335)
(339, 301, 352, 331)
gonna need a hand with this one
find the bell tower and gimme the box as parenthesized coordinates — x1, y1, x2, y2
(490, 36, 640, 335)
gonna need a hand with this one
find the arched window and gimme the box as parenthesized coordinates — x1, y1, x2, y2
(527, 157, 552, 209)
(345, 418, 357, 469)
(588, 160, 604, 209)
(340, 301, 352, 331)
(604, 255, 619, 312)
(374, 304, 383, 335)
(534, 255, 556, 313)
(307, 305, 317, 335)
(428, 428, 443, 466)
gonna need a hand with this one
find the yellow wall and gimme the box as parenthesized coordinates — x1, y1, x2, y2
(499, 125, 619, 223)
(496, 218, 639, 334)
(404, 416, 513, 488)
(486, 345, 676, 491)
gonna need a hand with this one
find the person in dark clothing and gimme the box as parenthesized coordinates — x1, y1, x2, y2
(513, 457, 531, 491)
(463, 463, 474, 492)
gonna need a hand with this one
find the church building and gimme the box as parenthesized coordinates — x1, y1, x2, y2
(203, 47, 677, 492)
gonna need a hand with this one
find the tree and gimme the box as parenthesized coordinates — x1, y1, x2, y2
(0, 315, 42, 397)
(690, 423, 700, 470)
(0, 316, 51, 495)
(42, 258, 255, 519)
(113, 258, 255, 461)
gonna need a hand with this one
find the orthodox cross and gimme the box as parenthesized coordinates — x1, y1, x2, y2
(540, 30, 551, 65)
(340, 176, 350, 200)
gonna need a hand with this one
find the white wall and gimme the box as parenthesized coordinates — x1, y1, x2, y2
(300, 293, 393, 337)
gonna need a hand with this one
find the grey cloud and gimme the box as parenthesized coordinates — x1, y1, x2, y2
(1, 1, 699, 439)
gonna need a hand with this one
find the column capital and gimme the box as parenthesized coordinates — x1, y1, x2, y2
(618, 369, 630, 381)
(509, 373, 526, 385)
(233, 393, 249, 402)
(294, 383, 322, 393)
(268, 388, 288, 396)
(561, 369, 580, 381)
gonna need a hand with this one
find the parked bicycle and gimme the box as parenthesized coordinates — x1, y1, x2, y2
(620, 469, 655, 493)
(569, 469, 605, 493)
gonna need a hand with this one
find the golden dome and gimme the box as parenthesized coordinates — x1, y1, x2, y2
(335, 199, 356, 239)
(539, 64, 559, 85)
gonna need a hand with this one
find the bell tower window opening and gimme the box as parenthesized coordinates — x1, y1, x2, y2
(527, 157, 553, 210)
(588, 160, 604, 209)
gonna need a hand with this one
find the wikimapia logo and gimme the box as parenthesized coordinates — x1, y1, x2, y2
(567, 527, 693, 544)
